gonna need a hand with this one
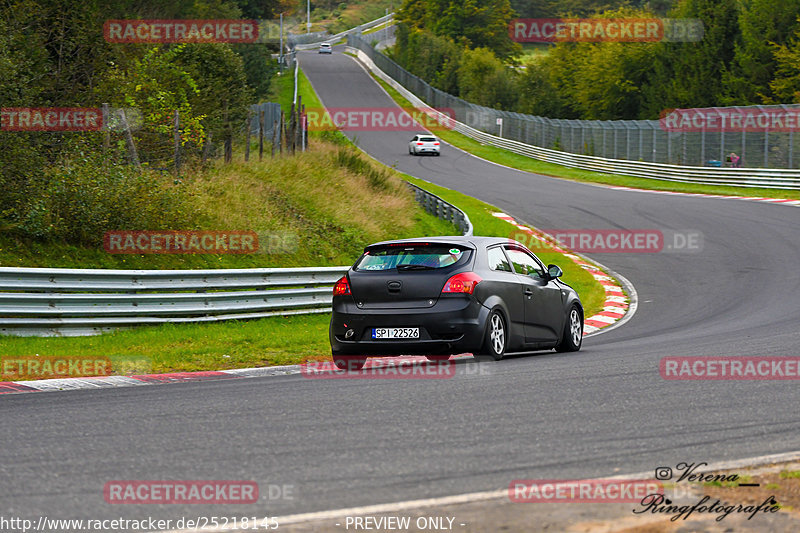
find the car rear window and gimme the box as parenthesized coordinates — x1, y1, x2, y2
(420, 137, 437, 142)
(355, 244, 470, 271)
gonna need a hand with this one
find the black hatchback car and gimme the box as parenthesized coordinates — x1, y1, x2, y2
(329, 236, 584, 370)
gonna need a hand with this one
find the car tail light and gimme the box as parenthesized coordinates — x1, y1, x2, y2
(433, 142, 440, 145)
(416, 142, 424, 145)
(442, 272, 482, 294)
(333, 276, 351, 296)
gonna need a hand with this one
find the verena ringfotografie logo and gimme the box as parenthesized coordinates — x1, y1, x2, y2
(634, 462, 780, 522)
(301, 356, 458, 379)
(304, 107, 456, 132)
(511, 229, 702, 254)
(1, 108, 102, 131)
(104, 20, 258, 43)
(104, 231, 259, 254)
(661, 356, 800, 380)
(1, 356, 112, 380)
(510, 18, 703, 43)
(103, 481, 259, 504)
(509, 479, 663, 503)
(661, 107, 800, 132)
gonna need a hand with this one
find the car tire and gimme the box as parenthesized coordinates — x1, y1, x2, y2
(425, 355, 450, 362)
(555, 305, 583, 352)
(477, 309, 506, 361)
(435, 152, 440, 156)
(332, 355, 367, 371)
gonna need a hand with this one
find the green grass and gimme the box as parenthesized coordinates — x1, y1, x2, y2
(271, 66, 323, 116)
(268, 66, 295, 112)
(0, 143, 454, 269)
(369, 71, 800, 200)
(0, 140, 456, 374)
(0, 314, 334, 379)
(0, 66, 458, 375)
(0, 63, 608, 378)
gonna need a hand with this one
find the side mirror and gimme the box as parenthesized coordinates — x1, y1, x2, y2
(546, 264, 563, 280)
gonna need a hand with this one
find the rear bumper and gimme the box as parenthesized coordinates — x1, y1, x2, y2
(330, 297, 488, 355)
(413, 146, 440, 154)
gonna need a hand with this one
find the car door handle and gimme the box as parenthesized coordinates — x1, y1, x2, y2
(524, 288, 533, 297)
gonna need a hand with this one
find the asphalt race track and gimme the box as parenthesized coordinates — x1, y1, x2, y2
(1, 48, 799, 527)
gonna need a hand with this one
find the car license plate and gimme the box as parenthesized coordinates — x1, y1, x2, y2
(372, 328, 419, 339)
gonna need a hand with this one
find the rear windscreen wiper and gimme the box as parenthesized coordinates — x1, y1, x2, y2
(397, 264, 437, 270)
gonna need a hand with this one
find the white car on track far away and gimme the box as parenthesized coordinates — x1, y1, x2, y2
(318, 43, 332, 54)
(408, 133, 440, 156)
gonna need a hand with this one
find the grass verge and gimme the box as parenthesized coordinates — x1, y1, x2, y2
(0, 64, 607, 378)
(0, 142, 454, 269)
(0, 314, 334, 379)
(368, 69, 800, 201)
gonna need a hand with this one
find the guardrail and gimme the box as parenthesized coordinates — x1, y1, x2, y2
(0, 266, 348, 337)
(0, 185, 472, 337)
(407, 183, 472, 236)
(292, 13, 393, 50)
(348, 35, 800, 190)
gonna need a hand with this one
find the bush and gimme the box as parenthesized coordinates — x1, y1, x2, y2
(457, 47, 519, 110)
(13, 152, 198, 245)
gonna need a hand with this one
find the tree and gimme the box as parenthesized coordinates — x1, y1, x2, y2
(639, 0, 740, 117)
(0, 6, 49, 221)
(770, 21, 800, 102)
(725, 0, 800, 104)
(457, 47, 519, 109)
(173, 43, 254, 145)
(397, 0, 520, 59)
(394, 25, 463, 94)
(517, 59, 576, 118)
(93, 46, 208, 160)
